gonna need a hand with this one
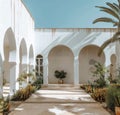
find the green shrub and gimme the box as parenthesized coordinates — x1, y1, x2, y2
(91, 62, 107, 88)
(0, 96, 10, 113)
(11, 85, 36, 101)
(91, 88, 107, 102)
(32, 77, 43, 90)
(106, 85, 120, 111)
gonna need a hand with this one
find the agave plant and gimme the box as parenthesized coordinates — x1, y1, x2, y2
(93, 0, 120, 56)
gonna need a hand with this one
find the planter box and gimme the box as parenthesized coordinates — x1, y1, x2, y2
(115, 107, 120, 115)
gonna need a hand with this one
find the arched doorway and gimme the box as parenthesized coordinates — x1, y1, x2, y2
(79, 45, 105, 84)
(48, 45, 74, 84)
(29, 45, 34, 72)
(36, 55, 43, 77)
(19, 39, 27, 74)
(3, 28, 16, 94)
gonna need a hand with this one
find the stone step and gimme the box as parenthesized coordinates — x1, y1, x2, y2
(42, 84, 81, 89)
(3, 84, 10, 97)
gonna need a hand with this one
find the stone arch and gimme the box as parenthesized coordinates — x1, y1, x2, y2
(29, 45, 34, 72)
(110, 54, 117, 79)
(79, 45, 105, 83)
(36, 54, 43, 77)
(48, 45, 74, 84)
(0, 54, 3, 96)
(19, 38, 27, 74)
(3, 28, 16, 94)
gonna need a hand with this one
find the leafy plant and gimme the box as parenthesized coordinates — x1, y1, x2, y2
(91, 62, 107, 88)
(32, 77, 43, 90)
(114, 91, 120, 107)
(54, 70, 67, 80)
(106, 85, 120, 111)
(11, 85, 36, 101)
(91, 88, 107, 102)
(0, 95, 10, 113)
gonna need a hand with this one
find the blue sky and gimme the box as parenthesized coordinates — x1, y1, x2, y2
(23, 0, 117, 28)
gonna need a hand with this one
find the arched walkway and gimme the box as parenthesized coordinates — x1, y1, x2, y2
(3, 28, 16, 93)
(79, 45, 105, 83)
(19, 39, 27, 74)
(29, 45, 34, 72)
(48, 45, 74, 84)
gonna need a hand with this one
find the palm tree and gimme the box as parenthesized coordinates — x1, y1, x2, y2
(93, 0, 120, 56)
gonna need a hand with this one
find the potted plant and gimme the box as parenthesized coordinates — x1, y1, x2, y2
(54, 70, 67, 84)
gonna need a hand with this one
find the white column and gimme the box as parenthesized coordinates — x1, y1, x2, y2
(0, 66, 3, 97)
(10, 64, 16, 95)
(74, 56, 79, 85)
(15, 61, 19, 91)
(43, 57, 48, 85)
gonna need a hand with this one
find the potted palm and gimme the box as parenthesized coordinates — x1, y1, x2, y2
(54, 70, 67, 84)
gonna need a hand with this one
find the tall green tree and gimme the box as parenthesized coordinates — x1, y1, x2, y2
(93, 0, 120, 56)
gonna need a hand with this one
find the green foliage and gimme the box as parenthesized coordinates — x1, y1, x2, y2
(114, 91, 120, 107)
(106, 85, 120, 111)
(54, 70, 67, 80)
(93, 0, 120, 56)
(32, 77, 43, 90)
(0, 96, 10, 113)
(93, 1, 120, 27)
(91, 88, 107, 102)
(11, 85, 36, 101)
(92, 62, 107, 88)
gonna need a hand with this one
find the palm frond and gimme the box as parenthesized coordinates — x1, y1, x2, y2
(98, 35, 120, 56)
(106, 2, 119, 13)
(96, 6, 120, 20)
(93, 17, 118, 26)
(113, 3, 119, 9)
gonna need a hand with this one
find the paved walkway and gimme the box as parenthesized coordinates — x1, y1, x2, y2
(9, 84, 110, 115)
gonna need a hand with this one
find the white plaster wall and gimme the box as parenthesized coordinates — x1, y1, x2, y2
(48, 45, 74, 84)
(35, 28, 117, 84)
(0, 0, 35, 92)
(79, 45, 105, 83)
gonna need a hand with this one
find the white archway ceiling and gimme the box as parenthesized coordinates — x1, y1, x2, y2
(4, 28, 16, 62)
(41, 29, 114, 57)
(20, 39, 27, 64)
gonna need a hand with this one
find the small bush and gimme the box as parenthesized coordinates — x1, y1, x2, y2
(11, 85, 36, 101)
(106, 85, 120, 111)
(91, 88, 107, 102)
(91, 62, 107, 88)
(32, 77, 43, 90)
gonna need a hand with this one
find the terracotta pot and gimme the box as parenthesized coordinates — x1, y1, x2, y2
(58, 79, 64, 84)
(115, 107, 120, 115)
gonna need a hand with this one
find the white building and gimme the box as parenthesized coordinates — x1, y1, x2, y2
(0, 0, 118, 95)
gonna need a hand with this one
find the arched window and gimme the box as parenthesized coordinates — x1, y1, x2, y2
(36, 55, 43, 77)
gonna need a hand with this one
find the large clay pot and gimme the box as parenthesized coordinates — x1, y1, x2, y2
(115, 107, 120, 115)
(58, 79, 64, 84)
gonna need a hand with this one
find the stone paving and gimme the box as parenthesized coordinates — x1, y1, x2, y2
(9, 84, 111, 115)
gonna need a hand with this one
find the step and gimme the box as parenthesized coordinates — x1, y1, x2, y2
(42, 84, 81, 88)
